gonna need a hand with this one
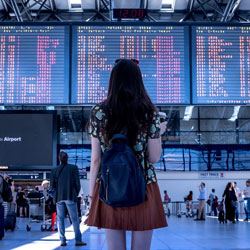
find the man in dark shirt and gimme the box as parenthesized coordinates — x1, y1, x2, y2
(51, 151, 86, 247)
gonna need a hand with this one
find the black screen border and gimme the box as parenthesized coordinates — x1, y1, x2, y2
(1, 22, 250, 106)
(190, 22, 250, 105)
(71, 22, 191, 105)
(0, 110, 57, 170)
(0, 23, 70, 105)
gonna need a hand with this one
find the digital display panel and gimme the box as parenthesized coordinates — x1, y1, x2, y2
(0, 25, 69, 104)
(0, 111, 57, 170)
(192, 25, 250, 104)
(71, 24, 190, 104)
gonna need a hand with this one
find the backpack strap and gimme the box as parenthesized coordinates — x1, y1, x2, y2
(101, 102, 148, 182)
(56, 164, 66, 181)
(111, 134, 129, 144)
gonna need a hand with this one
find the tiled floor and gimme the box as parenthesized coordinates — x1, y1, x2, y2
(0, 216, 250, 250)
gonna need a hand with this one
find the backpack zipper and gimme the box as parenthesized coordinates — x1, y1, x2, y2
(106, 168, 109, 200)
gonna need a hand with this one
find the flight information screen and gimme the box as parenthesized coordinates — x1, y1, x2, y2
(0, 25, 69, 104)
(192, 25, 250, 104)
(71, 25, 190, 104)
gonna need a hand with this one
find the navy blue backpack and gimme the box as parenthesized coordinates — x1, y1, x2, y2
(99, 134, 146, 207)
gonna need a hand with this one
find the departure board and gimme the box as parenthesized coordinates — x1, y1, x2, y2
(71, 25, 190, 104)
(0, 25, 69, 104)
(192, 25, 250, 104)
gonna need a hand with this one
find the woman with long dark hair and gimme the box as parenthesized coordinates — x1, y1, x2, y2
(86, 59, 167, 250)
(223, 182, 237, 223)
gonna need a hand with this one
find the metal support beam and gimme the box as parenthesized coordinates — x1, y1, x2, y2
(197, 0, 212, 21)
(0, 0, 248, 23)
(227, 0, 242, 22)
(221, 0, 235, 22)
(100, 0, 109, 11)
(179, 0, 195, 22)
(10, 0, 23, 22)
(1, 0, 8, 12)
(20, 0, 33, 21)
(180, 0, 213, 22)
(34, 0, 48, 21)
(49, 0, 56, 12)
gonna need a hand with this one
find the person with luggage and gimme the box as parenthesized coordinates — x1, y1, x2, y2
(0, 173, 5, 240)
(4, 178, 16, 232)
(218, 199, 226, 224)
(50, 151, 86, 247)
(0, 173, 15, 234)
(85, 59, 167, 250)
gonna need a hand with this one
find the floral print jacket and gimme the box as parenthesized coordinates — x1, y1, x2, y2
(88, 103, 161, 184)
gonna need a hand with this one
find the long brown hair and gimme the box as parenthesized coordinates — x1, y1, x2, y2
(88, 59, 157, 145)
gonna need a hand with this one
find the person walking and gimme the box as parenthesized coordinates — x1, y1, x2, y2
(50, 151, 86, 247)
(85, 59, 167, 250)
(195, 183, 206, 220)
(242, 179, 250, 222)
(223, 182, 237, 223)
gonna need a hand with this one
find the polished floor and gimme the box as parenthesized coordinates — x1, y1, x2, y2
(0, 216, 250, 250)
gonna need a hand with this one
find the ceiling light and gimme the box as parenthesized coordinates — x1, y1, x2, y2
(162, 0, 175, 12)
(69, 0, 82, 9)
(46, 106, 55, 111)
(183, 106, 194, 121)
(228, 106, 240, 122)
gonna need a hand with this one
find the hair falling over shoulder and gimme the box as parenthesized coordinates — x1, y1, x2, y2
(87, 59, 157, 146)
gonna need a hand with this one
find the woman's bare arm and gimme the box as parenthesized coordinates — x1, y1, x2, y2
(89, 136, 102, 200)
(147, 121, 167, 164)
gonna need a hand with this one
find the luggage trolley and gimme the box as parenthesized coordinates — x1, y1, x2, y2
(26, 197, 50, 231)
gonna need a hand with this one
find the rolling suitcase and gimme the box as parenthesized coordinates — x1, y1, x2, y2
(0, 204, 4, 240)
(4, 211, 16, 231)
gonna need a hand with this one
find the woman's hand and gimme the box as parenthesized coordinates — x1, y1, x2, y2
(160, 121, 167, 135)
(88, 198, 92, 208)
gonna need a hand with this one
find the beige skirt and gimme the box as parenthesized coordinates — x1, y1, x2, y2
(85, 182, 168, 231)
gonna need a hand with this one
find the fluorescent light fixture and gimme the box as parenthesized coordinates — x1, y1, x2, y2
(46, 106, 55, 111)
(113, 0, 140, 8)
(162, 0, 175, 12)
(0, 106, 5, 110)
(69, 0, 82, 9)
(228, 106, 241, 122)
(183, 106, 194, 121)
